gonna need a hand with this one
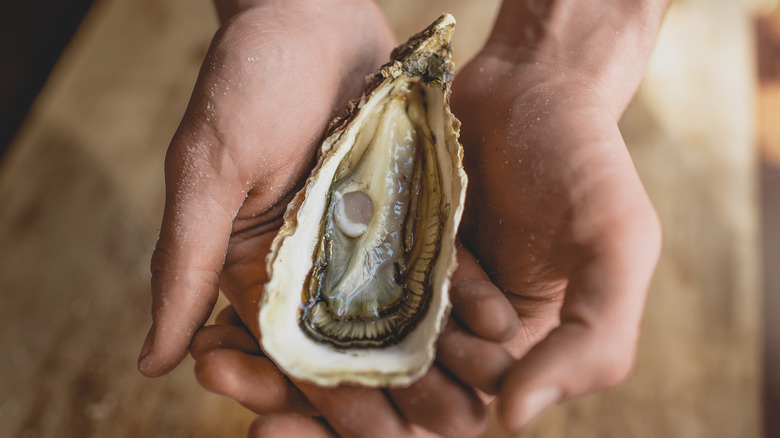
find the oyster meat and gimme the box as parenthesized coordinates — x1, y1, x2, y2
(259, 14, 466, 387)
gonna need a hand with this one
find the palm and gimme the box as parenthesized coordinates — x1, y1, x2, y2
(452, 54, 661, 359)
(161, 2, 397, 333)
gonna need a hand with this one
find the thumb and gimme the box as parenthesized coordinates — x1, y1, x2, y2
(138, 133, 247, 377)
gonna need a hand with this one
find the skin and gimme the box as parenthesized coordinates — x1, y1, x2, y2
(189, 245, 517, 438)
(140, 0, 669, 435)
(453, 0, 668, 429)
(139, 0, 516, 437)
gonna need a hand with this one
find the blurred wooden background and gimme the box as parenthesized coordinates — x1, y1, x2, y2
(0, 0, 770, 436)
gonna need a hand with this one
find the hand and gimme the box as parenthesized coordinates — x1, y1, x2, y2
(139, 0, 397, 378)
(450, 35, 662, 432)
(139, 1, 518, 436)
(190, 244, 519, 438)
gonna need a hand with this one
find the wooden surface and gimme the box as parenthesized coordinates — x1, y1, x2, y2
(0, 0, 763, 437)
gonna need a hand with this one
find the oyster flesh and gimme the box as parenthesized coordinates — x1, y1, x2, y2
(259, 14, 466, 387)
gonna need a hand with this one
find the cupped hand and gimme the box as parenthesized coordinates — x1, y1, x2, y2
(139, 1, 519, 436)
(451, 51, 662, 431)
(139, 0, 397, 378)
(189, 244, 519, 438)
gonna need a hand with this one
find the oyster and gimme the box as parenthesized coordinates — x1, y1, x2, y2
(259, 14, 466, 387)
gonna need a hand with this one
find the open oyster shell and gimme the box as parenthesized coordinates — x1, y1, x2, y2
(259, 14, 466, 387)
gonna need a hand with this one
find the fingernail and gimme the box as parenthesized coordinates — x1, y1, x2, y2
(520, 386, 560, 425)
(138, 327, 155, 365)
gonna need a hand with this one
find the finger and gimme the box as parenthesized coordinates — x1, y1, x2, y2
(190, 324, 261, 360)
(218, 226, 279, 338)
(497, 219, 660, 431)
(139, 135, 248, 378)
(215, 304, 246, 327)
(248, 413, 336, 438)
(436, 321, 514, 395)
(388, 366, 489, 438)
(496, 324, 630, 431)
(195, 348, 317, 416)
(294, 382, 413, 438)
(451, 244, 518, 342)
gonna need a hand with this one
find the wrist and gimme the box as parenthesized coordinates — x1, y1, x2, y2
(484, 0, 669, 113)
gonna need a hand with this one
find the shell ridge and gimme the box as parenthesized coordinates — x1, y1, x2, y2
(259, 13, 466, 388)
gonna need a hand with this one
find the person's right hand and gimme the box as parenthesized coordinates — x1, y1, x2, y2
(139, 1, 518, 436)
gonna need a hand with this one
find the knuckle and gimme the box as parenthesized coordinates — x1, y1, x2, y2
(624, 197, 663, 259)
(195, 351, 239, 396)
(193, 351, 222, 391)
(149, 243, 170, 276)
(594, 343, 636, 389)
(629, 197, 662, 249)
(449, 412, 490, 438)
(429, 401, 488, 438)
(149, 243, 221, 291)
